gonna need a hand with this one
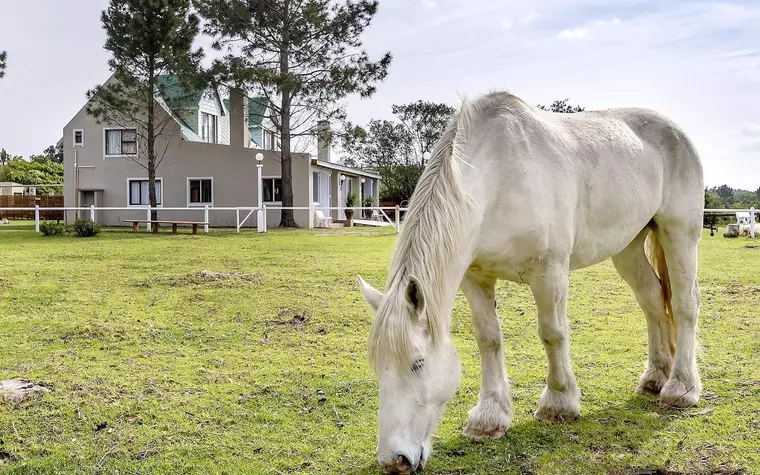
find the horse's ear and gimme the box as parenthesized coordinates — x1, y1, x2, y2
(405, 275, 426, 314)
(358, 275, 384, 311)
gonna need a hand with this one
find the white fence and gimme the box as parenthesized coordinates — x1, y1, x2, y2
(0, 205, 410, 234)
(4, 206, 756, 237)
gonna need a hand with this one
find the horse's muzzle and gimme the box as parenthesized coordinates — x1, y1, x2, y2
(381, 449, 425, 474)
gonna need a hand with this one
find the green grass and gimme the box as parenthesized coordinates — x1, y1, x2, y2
(0, 222, 758, 474)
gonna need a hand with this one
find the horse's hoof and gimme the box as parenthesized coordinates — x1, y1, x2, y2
(658, 376, 700, 409)
(462, 425, 506, 439)
(637, 366, 669, 395)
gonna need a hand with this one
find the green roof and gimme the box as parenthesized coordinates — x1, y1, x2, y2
(155, 74, 205, 108)
(223, 96, 268, 128)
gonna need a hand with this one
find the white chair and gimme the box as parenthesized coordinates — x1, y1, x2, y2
(314, 209, 333, 228)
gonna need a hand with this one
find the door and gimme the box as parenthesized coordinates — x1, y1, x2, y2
(318, 172, 331, 217)
(79, 191, 95, 220)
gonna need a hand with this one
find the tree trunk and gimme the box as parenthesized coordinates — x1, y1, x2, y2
(147, 67, 158, 222)
(278, 0, 298, 228)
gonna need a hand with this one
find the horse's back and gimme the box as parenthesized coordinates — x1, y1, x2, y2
(462, 94, 703, 276)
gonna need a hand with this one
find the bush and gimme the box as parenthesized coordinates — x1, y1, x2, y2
(72, 218, 100, 237)
(39, 221, 65, 236)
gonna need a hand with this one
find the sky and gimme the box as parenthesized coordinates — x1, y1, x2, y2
(0, 0, 759, 190)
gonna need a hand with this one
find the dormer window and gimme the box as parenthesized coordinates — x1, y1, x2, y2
(262, 128, 277, 150)
(201, 112, 218, 144)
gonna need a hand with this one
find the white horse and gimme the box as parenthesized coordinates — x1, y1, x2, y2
(357, 91, 704, 474)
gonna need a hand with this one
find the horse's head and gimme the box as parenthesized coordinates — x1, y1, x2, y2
(358, 275, 461, 474)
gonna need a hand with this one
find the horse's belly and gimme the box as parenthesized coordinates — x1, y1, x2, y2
(568, 198, 657, 270)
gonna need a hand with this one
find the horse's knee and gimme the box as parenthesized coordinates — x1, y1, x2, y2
(538, 324, 567, 348)
(474, 318, 502, 351)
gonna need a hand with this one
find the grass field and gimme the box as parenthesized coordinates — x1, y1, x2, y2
(0, 221, 758, 474)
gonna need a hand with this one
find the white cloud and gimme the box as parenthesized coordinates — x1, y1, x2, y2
(523, 11, 541, 25)
(740, 123, 760, 137)
(557, 28, 588, 39)
(594, 17, 621, 27)
(421, 0, 437, 8)
(500, 19, 514, 29)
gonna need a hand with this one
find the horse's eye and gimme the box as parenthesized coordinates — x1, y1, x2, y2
(411, 358, 425, 373)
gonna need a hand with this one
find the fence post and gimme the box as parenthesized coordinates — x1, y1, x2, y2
(262, 205, 267, 233)
(90, 205, 95, 222)
(35, 205, 40, 233)
(395, 205, 400, 234)
(146, 207, 151, 231)
(204, 205, 209, 233)
(236, 207, 240, 233)
(751, 207, 756, 239)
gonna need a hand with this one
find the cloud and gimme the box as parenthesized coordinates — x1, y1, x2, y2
(739, 138, 760, 153)
(594, 17, 621, 27)
(556, 28, 588, 39)
(523, 11, 541, 25)
(740, 123, 760, 137)
(421, 0, 437, 8)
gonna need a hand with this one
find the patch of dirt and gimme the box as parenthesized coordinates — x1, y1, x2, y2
(635, 465, 744, 475)
(196, 270, 257, 281)
(723, 283, 760, 294)
(270, 309, 310, 327)
(134, 270, 259, 288)
(0, 450, 14, 464)
(0, 378, 54, 403)
(744, 245, 759, 249)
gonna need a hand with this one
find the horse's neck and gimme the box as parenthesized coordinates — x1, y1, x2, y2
(394, 208, 476, 333)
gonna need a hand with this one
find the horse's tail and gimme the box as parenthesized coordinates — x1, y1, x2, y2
(644, 226, 676, 357)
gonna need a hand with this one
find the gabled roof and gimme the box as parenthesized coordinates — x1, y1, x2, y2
(222, 96, 269, 128)
(155, 94, 202, 142)
(155, 74, 205, 108)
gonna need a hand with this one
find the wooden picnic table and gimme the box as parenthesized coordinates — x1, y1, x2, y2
(129, 219, 208, 234)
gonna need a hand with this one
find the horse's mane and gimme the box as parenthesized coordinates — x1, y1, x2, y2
(366, 96, 477, 376)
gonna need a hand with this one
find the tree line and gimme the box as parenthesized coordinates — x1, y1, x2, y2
(339, 98, 585, 203)
(0, 145, 64, 195)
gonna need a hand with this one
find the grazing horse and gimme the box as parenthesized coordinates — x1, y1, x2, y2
(357, 91, 704, 474)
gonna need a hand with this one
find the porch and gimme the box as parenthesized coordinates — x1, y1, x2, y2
(309, 158, 382, 228)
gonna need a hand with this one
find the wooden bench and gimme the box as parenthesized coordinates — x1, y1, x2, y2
(128, 219, 208, 234)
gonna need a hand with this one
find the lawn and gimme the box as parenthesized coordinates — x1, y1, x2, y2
(0, 222, 758, 474)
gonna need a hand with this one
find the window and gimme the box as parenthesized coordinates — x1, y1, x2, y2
(312, 172, 319, 203)
(262, 177, 282, 202)
(262, 128, 277, 150)
(73, 129, 84, 147)
(188, 178, 213, 206)
(105, 128, 138, 156)
(201, 112, 218, 143)
(128, 178, 162, 206)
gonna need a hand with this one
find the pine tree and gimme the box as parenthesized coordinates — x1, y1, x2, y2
(197, 0, 392, 227)
(86, 0, 204, 220)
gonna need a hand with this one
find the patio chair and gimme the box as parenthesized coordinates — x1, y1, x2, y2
(314, 209, 333, 228)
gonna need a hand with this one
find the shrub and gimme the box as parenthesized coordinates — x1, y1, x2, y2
(39, 221, 65, 236)
(73, 218, 100, 237)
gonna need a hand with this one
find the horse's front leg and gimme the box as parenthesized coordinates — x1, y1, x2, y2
(460, 272, 513, 439)
(529, 261, 581, 422)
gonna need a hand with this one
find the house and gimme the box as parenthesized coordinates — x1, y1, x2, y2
(0, 182, 34, 196)
(61, 74, 380, 229)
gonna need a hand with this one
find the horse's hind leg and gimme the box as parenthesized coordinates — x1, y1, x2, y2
(654, 218, 702, 408)
(611, 226, 675, 394)
(529, 260, 581, 422)
(460, 271, 513, 439)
